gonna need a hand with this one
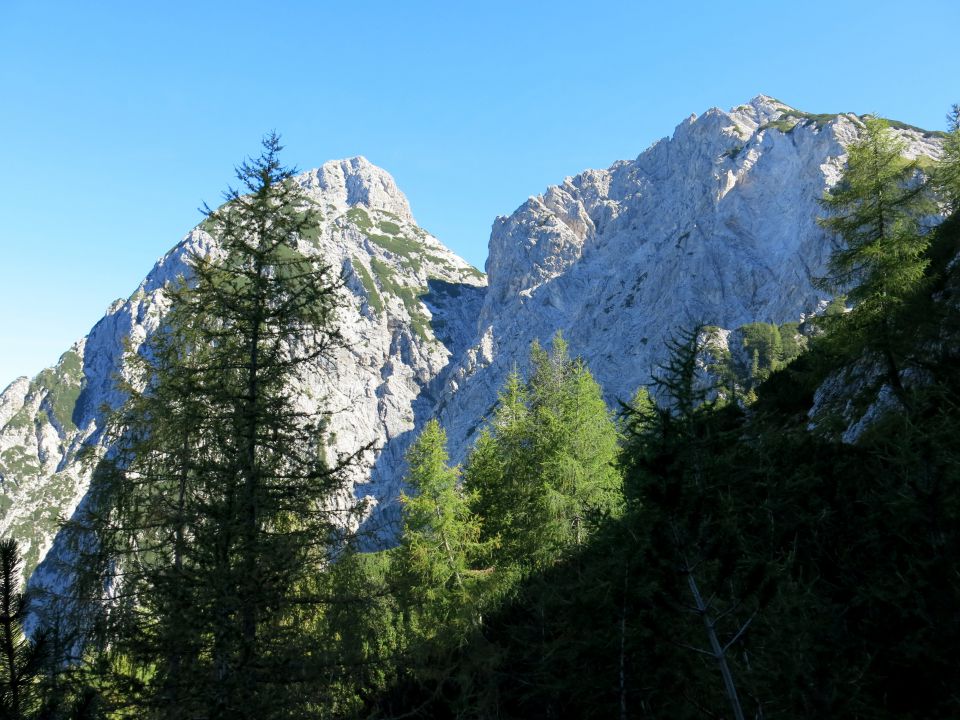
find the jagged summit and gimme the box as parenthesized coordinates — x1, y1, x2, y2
(749, 93, 792, 111)
(298, 156, 415, 225)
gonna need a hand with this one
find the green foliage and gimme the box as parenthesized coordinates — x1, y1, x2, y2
(466, 334, 623, 573)
(378, 220, 402, 235)
(344, 206, 373, 231)
(350, 257, 384, 315)
(760, 117, 800, 133)
(760, 111, 843, 134)
(369, 258, 433, 341)
(287, 204, 324, 245)
(778, 321, 806, 364)
(1, 407, 33, 432)
(885, 117, 950, 139)
(0, 350, 84, 439)
(651, 323, 714, 417)
(0, 448, 41, 479)
(342, 207, 454, 277)
(790, 110, 840, 128)
(38, 350, 84, 432)
(296, 548, 403, 717)
(0, 539, 49, 719)
(460, 264, 485, 281)
(366, 233, 428, 269)
(396, 421, 489, 623)
(721, 321, 790, 395)
(622, 327, 783, 720)
(935, 104, 960, 212)
(817, 116, 936, 406)
(73, 134, 361, 719)
(823, 294, 847, 316)
(740, 322, 782, 369)
(818, 117, 933, 312)
(390, 421, 495, 705)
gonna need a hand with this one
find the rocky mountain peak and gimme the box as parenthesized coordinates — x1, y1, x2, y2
(298, 156, 415, 224)
(749, 93, 793, 113)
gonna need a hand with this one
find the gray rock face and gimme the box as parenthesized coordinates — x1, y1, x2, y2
(0, 97, 945, 592)
(1, 156, 484, 589)
(434, 95, 943, 460)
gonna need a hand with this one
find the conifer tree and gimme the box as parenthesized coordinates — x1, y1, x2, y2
(80, 134, 360, 719)
(396, 421, 487, 628)
(466, 333, 622, 573)
(0, 539, 49, 720)
(623, 326, 765, 720)
(817, 116, 935, 405)
(936, 104, 960, 211)
(71, 286, 211, 716)
(464, 370, 533, 574)
(391, 420, 493, 704)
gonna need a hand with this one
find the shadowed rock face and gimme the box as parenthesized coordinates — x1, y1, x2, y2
(0, 98, 945, 597)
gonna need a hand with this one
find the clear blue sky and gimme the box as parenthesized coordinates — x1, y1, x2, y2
(1, 0, 958, 383)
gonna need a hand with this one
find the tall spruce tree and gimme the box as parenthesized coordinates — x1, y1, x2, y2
(817, 116, 935, 406)
(80, 134, 358, 719)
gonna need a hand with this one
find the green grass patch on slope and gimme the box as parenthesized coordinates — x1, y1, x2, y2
(345, 207, 374, 232)
(460, 265, 485, 281)
(344, 210, 457, 275)
(3, 407, 34, 432)
(760, 111, 839, 134)
(886, 118, 949, 139)
(0, 447, 41, 479)
(758, 110, 947, 140)
(760, 118, 801, 134)
(351, 257, 384, 315)
(369, 258, 433, 341)
(378, 220, 402, 235)
(4, 349, 85, 435)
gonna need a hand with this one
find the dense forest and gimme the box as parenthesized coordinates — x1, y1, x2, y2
(2, 110, 960, 719)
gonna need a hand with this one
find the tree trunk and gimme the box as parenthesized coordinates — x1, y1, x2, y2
(684, 565, 746, 720)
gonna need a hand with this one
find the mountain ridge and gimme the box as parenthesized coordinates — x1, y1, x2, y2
(432, 95, 943, 463)
(0, 96, 946, 589)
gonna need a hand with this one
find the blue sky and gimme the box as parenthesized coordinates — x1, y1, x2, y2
(1, 0, 958, 383)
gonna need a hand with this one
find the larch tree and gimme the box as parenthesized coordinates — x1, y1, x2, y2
(817, 116, 935, 407)
(79, 134, 361, 719)
(466, 333, 622, 574)
(622, 325, 770, 720)
(935, 104, 960, 212)
(391, 420, 493, 701)
(395, 420, 488, 632)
